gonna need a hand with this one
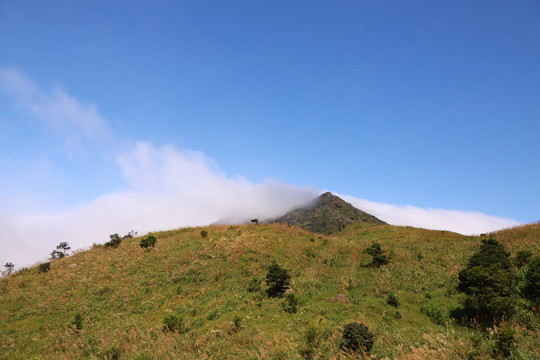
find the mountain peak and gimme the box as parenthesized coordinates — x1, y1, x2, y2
(274, 192, 386, 234)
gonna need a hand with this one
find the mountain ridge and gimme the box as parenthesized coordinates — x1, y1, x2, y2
(274, 191, 386, 234)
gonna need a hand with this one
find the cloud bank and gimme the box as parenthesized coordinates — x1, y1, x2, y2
(340, 195, 521, 235)
(0, 142, 319, 269)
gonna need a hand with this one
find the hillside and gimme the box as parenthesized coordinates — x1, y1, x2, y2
(274, 192, 386, 234)
(1, 221, 538, 359)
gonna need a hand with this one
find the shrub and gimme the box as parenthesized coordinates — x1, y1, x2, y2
(251, 218, 259, 225)
(247, 277, 261, 292)
(72, 313, 83, 330)
(232, 314, 243, 330)
(162, 314, 185, 333)
(363, 242, 389, 267)
(105, 234, 122, 248)
(299, 326, 319, 359)
(341, 322, 374, 353)
(265, 261, 291, 297)
(101, 346, 121, 360)
(457, 238, 519, 322)
(514, 250, 533, 268)
(420, 303, 446, 325)
(140, 235, 157, 249)
(387, 293, 399, 307)
(493, 327, 516, 358)
(523, 256, 540, 304)
(282, 293, 298, 313)
(39, 262, 50, 273)
(200, 230, 208, 238)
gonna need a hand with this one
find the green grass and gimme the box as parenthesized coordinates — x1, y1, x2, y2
(0, 222, 538, 359)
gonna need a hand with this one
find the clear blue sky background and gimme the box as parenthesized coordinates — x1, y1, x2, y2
(1, 0, 539, 224)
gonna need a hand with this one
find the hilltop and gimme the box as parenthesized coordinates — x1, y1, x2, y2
(1, 218, 538, 359)
(274, 192, 386, 234)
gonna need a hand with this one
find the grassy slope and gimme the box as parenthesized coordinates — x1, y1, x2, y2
(0, 223, 538, 359)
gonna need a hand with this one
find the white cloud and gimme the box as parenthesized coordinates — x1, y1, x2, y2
(0, 142, 523, 271)
(0, 142, 319, 269)
(0, 68, 108, 139)
(340, 194, 521, 235)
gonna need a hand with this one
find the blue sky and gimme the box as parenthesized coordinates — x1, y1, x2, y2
(1, 1, 539, 267)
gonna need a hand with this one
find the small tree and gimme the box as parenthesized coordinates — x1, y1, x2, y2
(3, 262, 14, 276)
(200, 230, 208, 238)
(49, 250, 64, 260)
(56, 242, 71, 256)
(457, 238, 519, 322)
(341, 322, 374, 353)
(251, 219, 259, 225)
(140, 235, 157, 249)
(265, 261, 291, 297)
(364, 242, 389, 267)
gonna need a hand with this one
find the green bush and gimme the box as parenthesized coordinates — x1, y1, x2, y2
(420, 303, 446, 325)
(200, 230, 208, 238)
(265, 261, 291, 297)
(282, 293, 298, 313)
(105, 234, 122, 248)
(101, 346, 121, 360)
(364, 242, 389, 267)
(523, 256, 540, 304)
(386, 293, 399, 307)
(341, 322, 374, 353)
(140, 235, 157, 249)
(493, 327, 516, 358)
(514, 250, 533, 268)
(299, 326, 319, 359)
(39, 262, 50, 273)
(457, 238, 519, 322)
(247, 277, 261, 292)
(72, 313, 83, 330)
(162, 314, 186, 333)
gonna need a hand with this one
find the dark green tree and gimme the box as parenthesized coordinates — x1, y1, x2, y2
(457, 238, 519, 322)
(200, 230, 208, 238)
(265, 261, 291, 297)
(341, 322, 374, 353)
(364, 242, 389, 267)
